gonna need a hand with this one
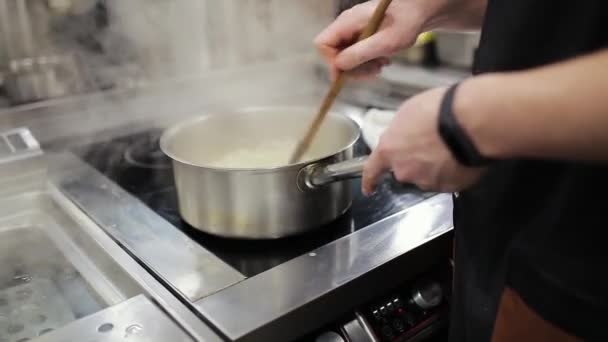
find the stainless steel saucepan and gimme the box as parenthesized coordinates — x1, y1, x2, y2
(160, 107, 369, 239)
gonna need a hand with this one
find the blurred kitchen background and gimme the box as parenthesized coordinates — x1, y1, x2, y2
(0, 0, 480, 150)
(0, 0, 334, 105)
(0, 0, 478, 107)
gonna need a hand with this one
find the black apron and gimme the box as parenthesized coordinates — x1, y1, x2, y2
(449, 1, 608, 341)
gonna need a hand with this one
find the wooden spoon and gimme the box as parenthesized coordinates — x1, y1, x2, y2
(289, 0, 393, 164)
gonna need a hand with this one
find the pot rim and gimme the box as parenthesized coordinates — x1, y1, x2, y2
(159, 106, 361, 172)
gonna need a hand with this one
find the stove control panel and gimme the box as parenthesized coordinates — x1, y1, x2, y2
(306, 264, 451, 342)
(411, 281, 443, 310)
(364, 278, 447, 341)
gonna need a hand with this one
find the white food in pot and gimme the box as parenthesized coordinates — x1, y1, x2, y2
(206, 140, 319, 168)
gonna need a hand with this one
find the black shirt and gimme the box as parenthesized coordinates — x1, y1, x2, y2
(450, 1, 608, 341)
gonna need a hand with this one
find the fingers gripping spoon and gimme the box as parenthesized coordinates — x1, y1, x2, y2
(288, 0, 393, 164)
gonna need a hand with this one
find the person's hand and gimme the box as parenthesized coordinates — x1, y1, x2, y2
(314, 0, 432, 80)
(362, 86, 485, 195)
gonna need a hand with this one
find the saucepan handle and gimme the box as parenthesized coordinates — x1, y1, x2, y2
(298, 156, 368, 190)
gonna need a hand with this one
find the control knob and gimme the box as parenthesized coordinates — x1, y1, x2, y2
(411, 281, 443, 310)
(315, 331, 346, 342)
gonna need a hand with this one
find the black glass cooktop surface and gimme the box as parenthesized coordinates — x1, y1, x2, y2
(73, 130, 431, 277)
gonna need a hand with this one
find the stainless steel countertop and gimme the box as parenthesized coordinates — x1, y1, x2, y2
(35, 295, 196, 342)
(0, 57, 458, 341)
(0, 128, 224, 342)
(50, 152, 246, 302)
(51, 152, 453, 341)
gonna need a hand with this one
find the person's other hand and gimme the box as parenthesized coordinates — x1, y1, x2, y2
(362, 86, 485, 195)
(314, 0, 429, 80)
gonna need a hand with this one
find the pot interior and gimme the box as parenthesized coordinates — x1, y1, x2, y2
(160, 107, 360, 170)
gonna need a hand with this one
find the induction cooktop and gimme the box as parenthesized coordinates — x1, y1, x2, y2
(73, 129, 432, 277)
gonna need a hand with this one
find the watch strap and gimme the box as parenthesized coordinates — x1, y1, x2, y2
(438, 83, 494, 167)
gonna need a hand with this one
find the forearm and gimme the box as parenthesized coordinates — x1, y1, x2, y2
(456, 49, 608, 162)
(423, 0, 488, 31)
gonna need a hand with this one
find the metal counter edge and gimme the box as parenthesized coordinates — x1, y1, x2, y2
(194, 193, 454, 341)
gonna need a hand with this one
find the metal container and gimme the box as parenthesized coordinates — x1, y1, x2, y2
(3, 56, 73, 104)
(435, 31, 480, 69)
(160, 107, 367, 239)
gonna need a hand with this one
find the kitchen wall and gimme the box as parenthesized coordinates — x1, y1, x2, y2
(0, 0, 338, 143)
(0, 0, 337, 100)
(107, 0, 336, 82)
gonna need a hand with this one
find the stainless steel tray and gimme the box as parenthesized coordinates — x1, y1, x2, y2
(0, 278, 75, 341)
(0, 186, 219, 341)
(0, 128, 222, 341)
(34, 295, 194, 342)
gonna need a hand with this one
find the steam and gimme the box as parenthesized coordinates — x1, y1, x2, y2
(40, 0, 336, 92)
(1, 0, 337, 151)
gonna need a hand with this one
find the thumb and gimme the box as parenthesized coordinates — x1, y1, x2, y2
(362, 149, 390, 196)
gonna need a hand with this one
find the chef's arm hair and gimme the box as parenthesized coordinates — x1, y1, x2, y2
(453, 48, 608, 162)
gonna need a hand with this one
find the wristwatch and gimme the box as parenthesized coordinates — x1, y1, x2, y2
(438, 83, 494, 167)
